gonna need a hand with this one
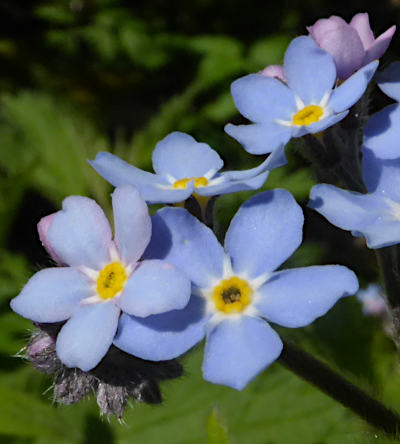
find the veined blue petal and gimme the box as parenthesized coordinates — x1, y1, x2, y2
(89, 151, 163, 187)
(225, 122, 292, 155)
(363, 147, 400, 201)
(230, 74, 297, 123)
(309, 183, 400, 248)
(303, 111, 348, 134)
(112, 186, 151, 265)
(195, 171, 269, 196)
(140, 183, 194, 204)
(330, 61, 378, 113)
(144, 207, 225, 288)
(152, 132, 224, 179)
(222, 144, 287, 181)
(48, 196, 112, 270)
(377, 61, 400, 102)
(56, 302, 120, 371)
(119, 259, 191, 317)
(225, 189, 304, 278)
(363, 104, 400, 159)
(10, 268, 92, 323)
(114, 295, 209, 361)
(284, 36, 336, 104)
(202, 317, 283, 390)
(255, 266, 358, 328)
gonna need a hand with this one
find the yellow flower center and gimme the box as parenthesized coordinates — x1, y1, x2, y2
(96, 262, 127, 300)
(212, 276, 252, 314)
(173, 177, 209, 189)
(292, 105, 323, 126)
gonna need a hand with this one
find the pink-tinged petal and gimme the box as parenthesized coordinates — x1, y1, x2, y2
(56, 302, 120, 371)
(48, 196, 112, 270)
(10, 268, 92, 323)
(202, 317, 283, 390)
(112, 185, 151, 265)
(308, 16, 349, 43)
(364, 26, 396, 65)
(37, 213, 63, 264)
(258, 65, 286, 82)
(350, 13, 375, 49)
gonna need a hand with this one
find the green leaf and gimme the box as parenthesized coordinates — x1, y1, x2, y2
(206, 409, 230, 444)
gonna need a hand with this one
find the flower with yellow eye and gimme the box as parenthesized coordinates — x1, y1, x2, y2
(225, 36, 378, 155)
(10, 185, 191, 371)
(114, 189, 358, 390)
(89, 132, 286, 206)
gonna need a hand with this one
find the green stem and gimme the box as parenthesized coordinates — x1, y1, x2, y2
(278, 341, 400, 438)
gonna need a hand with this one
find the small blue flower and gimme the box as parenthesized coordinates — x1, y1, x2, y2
(225, 36, 378, 155)
(89, 132, 286, 204)
(357, 284, 388, 318)
(362, 62, 400, 159)
(309, 147, 400, 249)
(10, 185, 191, 371)
(113, 189, 358, 390)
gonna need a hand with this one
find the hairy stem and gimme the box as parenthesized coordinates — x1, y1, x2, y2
(278, 341, 400, 438)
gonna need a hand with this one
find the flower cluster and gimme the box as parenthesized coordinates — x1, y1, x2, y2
(10, 11, 397, 418)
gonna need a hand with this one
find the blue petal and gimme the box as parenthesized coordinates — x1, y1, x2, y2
(10, 268, 92, 323)
(112, 186, 151, 265)
(119, 259, 191, 317)
(196, 171, 270, 196)
(230, 74, 297, 123)
(198, 145, 287, 196)
(56, 302, 120, 371)
(329, 61, 379, 113)
(224, 122, 292, 155)
(363, 104, 400, 159)
(363, 147, 400, 201)
(114, 295, 209, 361)
(144, 207, 225, 288)
(309, 183, 398, 248)
(140, 183, 194, 204)
(223, 144, 288, 181)
(255, 266, 358, 328)
(225, 189, 304, 278)
(377, 61, 400, 102)
(89, 151, 163, 187)
(202, 317, 283, 390)
(302, 111, 348, 134)
(152, 132, 224, 179)
(284, 36, 336, 104)
(48, 196, 112, 269)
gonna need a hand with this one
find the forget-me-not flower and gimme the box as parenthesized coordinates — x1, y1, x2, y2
(362, 62, 400, 159)
(89, 132, 286, 205)
(113, 189, 358, 390)
(308, 13, 395, 80)
(225, 36, 378, 155)
(10, 185, 191, 371)
(357, 284, 388, 318)
(309, 146, 400, 249)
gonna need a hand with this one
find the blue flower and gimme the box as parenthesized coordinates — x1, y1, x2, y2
(357, 284, 388, 318)
(89, 132, 286, 204)
(225, 36, 378, 154)
(10, 185, 191, 371)
(309, 147, 400, 249)
(362, 62, 400, 159)
(113, 189, 358, 390)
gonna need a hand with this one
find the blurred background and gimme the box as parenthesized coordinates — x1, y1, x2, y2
(1, 1, 400, 443)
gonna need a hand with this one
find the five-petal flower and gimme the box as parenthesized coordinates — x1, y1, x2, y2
(89, 132, 286, 205)
(10, 185, 191, 371)
(225, 36, 378, 156)
(113, 189, 358, 390)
